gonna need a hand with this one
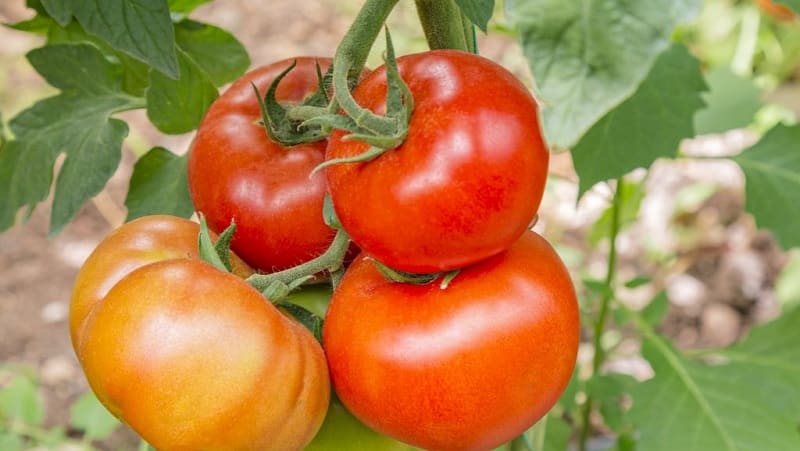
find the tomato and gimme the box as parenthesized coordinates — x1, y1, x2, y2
(71, 217, 330, 450)
(756, 0, 796, 20)
(322, 231, 579, 451)
(324, 50, 549, 273)
(188, 57, 336, 273)
(69, 215, 252, 357)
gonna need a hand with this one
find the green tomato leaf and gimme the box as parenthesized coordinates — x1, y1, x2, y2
(69, 390, 120, 441)
(168, 0, 212, 14)
(719, 306, 800, 420)
(572, 44, 706, 196)
(0, 44, 142, 235)
(41, 0, 178, 78)
(175, 19, 250, 86)
(641, 291, 669, 328)
(453, 0, 495, 33)
(630, 315, 800, 451)
(586, 374, 637, 431)
(507, 0, 701, 149)
(694, 67, 763, 135)
(775, 251, 800, 309)
(146, 48, 218, 134)
(0, 375, 44, 426)
(732, 124, 800, 250)
(125, 147, 193, 221)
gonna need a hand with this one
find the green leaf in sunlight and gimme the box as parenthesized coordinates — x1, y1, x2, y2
(506, 0, 701, 149)
(69, 390, 120, 441)
(572, 44, 706, 196)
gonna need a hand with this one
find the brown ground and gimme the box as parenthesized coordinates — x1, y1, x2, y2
(0, 1, 795, 449)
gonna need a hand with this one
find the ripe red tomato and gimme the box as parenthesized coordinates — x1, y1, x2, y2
(325, 50, 549, 273)
(322, 231, 579, 451)
(69, 215, 252, 357)
(188, 57, 335, 273)
(71, 216, 330, 450)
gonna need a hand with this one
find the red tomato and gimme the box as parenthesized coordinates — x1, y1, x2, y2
(69, 215, 252, 357)
(188, 57, 335, 272)
(325, 50, 549, 273)
(322, 231, 579, 451)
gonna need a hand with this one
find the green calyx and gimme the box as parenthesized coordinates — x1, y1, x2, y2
(254, 60, 333, 147)
(198, 216, 236, 273)
(368, 257, 461, 289)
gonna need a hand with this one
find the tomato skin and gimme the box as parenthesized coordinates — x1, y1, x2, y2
(188, 57, 334, 273)
(325, 50, 549, 273)
(69, 215, 252, 358)
(322, 231, 579, 451)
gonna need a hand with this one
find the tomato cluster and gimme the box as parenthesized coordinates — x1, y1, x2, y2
(71, 51, 579, 451)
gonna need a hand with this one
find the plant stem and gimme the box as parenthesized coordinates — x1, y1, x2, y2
(330, 0, 400, 135)
(246, 229, 351, 291)
(414, 0, 473, 52)
(578, 178, 625, 451)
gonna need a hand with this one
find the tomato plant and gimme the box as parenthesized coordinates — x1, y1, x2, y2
(71, 216, 330, 450)
(323, 231, 580, 451)
(188, 57, 336, 273)
(324, 50, 549, 273)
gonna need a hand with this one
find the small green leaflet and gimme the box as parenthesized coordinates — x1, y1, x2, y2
(775, 0, 800, 13)
(588, 179, 646, 246)
(40, 0, 179, 78)
(0, 44, 142, 235)
(629, 313, 800, 451)
(69, 390, 120, 441)
(733, 124, 800, 250)
(125, 147, 194, 221)
(453, 0, 495, 33)
(174, 19, 250, 86)
(572, 44, 706, 197)
(507, 0, 701, 149)
(146, 48, 218, 134)
(168, 0, 212, 14)
(694, 67, 763, 135)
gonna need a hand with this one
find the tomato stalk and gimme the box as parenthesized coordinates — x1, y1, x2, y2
(578, 179, 624, 451)
(414, 0, 477, 53)
(246, 229, 351, 292)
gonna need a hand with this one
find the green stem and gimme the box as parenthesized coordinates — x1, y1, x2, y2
(578, 178, 625, 451)
(414, 0, 472, 51)
(246, 229, 351, 291)
(331, 0, 400, 135)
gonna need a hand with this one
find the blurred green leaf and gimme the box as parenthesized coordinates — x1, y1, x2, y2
(588, 179, 647, 245)
(168, 0, 212, 14)
(733, 124, 800, 250)
(630, 312, 800, 450)
(0, 376, 44, 426)
(719, 306, 800, 420)
(146, 48, 218, 134)
(775, 251, 800, 309)
(694, 67, 763, 135)
(0, 432, 23, 451)
(572, 44, 706, 196)
(453, 0, 495, 32)
(41, 0, 178, 77)
(507, 0, 701, 149)
(0, 44, 141, 235)
(69, 391, 120, 441)
(174, 19, 250, 87)
(775, 0, 800, 13)
(641, 291, 669, 328)
(125, 148, 193, 221)
(586, 374, 637, 431)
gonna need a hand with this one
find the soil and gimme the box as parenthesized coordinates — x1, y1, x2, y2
(0, 1, 793, 449)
